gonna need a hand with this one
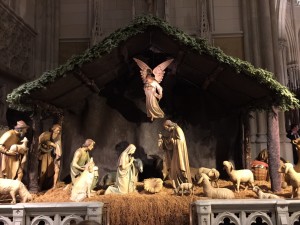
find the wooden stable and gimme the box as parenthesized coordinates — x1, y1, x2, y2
(7, 16, 299, 194)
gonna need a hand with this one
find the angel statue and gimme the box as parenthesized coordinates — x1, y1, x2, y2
(133, 57, 174, 121)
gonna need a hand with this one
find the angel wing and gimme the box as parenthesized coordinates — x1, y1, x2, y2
(152, 59, 174, 83)
(133, 58, 152, 83)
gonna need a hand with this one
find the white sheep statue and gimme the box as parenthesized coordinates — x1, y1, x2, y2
(10, 137, 29, 154)
(173, 182, 194, 196)
(252, 186, 281, 199)
(199, 167, 220, 188)
(70, 158, 97, 202)
(190, 167, 220, 187)
(279, 163, 300, 198)
(0, 178, 32, 203)
(223, 160, 254, 192)
(198, 173, 235, 199)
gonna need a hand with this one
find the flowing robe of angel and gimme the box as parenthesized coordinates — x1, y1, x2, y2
(144, 76, 164, 119)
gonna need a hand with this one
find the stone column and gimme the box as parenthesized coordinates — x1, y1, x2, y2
(34, 0, 59, 76)
(278, 39, 288, 86)
(164, 0, 169, 22)
(279, 111, 293, 163)
(132, 0, 136, 19)
(241, 0, 250, 61)
(257, 0, 275, 71)
(86, 202, 104, 223)
(242, 0, 268, 157)
(249, 0, 261, 66)
(12, 206, 25, 225)
(255, 111, 268, 151)
(249, 112, 258, 158)
(276, 201, 289, 225)
(269, 0, 292, 161)
(255, 0, 279, 155)
(195, 201, 211, 225)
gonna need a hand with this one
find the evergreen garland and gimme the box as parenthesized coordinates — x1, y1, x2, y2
(7, 15, 299, 112)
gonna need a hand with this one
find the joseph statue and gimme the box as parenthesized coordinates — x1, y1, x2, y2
(158, 120, 192, 188)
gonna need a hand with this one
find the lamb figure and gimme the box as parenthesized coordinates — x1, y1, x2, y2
(173, 182, 194, 196)
(198, 167, 220, 188)
(278, 162, 300, 198)
(0, 178, 32, 203)
(198, 173, 235, 199)
(190, 167, 220, 187)
(10, 137, 29, 154)
(70, 158, 98, 202)
(223, 160, 254, 192)
(252, 186, 281, 199)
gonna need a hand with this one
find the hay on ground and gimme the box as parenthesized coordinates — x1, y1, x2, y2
(11, 180, 293, 225)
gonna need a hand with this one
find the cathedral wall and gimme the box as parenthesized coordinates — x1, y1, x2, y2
(212, 0, 241, 33)
(211, 0, 244, 59)
(295, 6, 300, 63)
(168, 0, 198, 34)
(213, 36, 244, 59)
(60, 0, 90, 39)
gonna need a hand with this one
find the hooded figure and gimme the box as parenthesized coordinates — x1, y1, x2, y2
(105, 144, 137, 194)
(158, 120, 192, 188)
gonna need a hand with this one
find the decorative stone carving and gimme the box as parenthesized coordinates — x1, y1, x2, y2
(198, 0, 211, 42)
(91, 0, 104, 46)
(287, 64, 300, 92)
(0, 2, 36, 79)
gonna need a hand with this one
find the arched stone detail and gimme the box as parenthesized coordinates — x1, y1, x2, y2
(30, 215, 54, 225)
(246, 212, 273, 225)
(0, 216, 13, 225)
(289, 211, 300, 224)
(61, 215, 84, 225)
(213, 212, 240, 225)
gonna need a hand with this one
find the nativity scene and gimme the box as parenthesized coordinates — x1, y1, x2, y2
(1, 15, 300, 225)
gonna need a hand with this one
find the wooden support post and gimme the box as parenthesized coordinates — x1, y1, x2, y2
(28, 107, 42, 193)
(267, 107, 281, 192)
(243, 113, 251, 169)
